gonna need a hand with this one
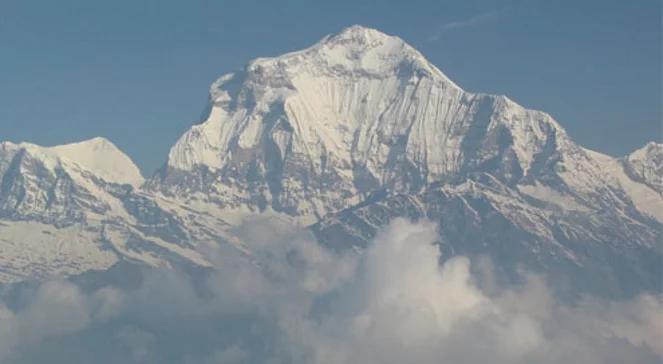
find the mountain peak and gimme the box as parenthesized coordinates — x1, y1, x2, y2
(159, 25, 573, 218)
(643, 141, 662, 152)
(0, 137, 144, 187)
(48, 137, 144, 186)
(239, 25, 458, 89)
(623, 141, 663, 194)
(324, 25, 398, 44)
(627, 141, 662, 163)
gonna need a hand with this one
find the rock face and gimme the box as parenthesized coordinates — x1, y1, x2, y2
(1, 26, 661, 295)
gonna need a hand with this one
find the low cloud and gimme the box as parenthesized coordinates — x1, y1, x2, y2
(0, 219, 660, 363)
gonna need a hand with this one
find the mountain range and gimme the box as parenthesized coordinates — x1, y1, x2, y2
(1, 26, 660, 296)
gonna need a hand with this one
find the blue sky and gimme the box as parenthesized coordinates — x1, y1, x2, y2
(1, 0, 660, 174)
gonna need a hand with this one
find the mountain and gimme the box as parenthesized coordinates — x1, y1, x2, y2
(1, 26, 661, 296)
(148, 26, 661, 224)
(0, 137, 142, 221)
(0, 137, 214, 282)
(151, 27, 466, 217)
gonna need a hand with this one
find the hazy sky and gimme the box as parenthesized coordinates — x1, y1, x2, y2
(1, 0, 660, 174)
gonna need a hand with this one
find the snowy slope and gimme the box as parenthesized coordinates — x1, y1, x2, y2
(1, 26, 661, 293)
(151, 26, 662, 226)
(1, 137, 143, 185)
(584, 148, 663, 223)
(313, 175, 662, 297)
(151, 26, 580, 222)
(623, 142, 663, 194)
(0, 138, 217, 282)
(0, 138, 138, 223)
(48, 137, 144, 187)
(148, 25, 661, 295)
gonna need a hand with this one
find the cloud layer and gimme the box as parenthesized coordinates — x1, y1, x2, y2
(0, 218, 660, 363)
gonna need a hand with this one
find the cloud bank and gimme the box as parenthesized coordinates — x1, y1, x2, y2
(0, 219, 660, 363)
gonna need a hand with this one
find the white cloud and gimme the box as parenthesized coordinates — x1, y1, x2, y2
(0, 218, 660, 363)
(429, 10, 505, 41)
(115, 326, 156, 363)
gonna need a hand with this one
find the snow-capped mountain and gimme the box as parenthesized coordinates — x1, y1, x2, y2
(149, 26, 661, 224)
(0, 137, 142, 222)
(0, 138, 212, 282)
(1, 26, 661, 295)
(151, 26, 571, 221)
